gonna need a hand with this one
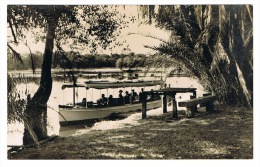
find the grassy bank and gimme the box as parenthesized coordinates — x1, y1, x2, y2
(8, 105, 253, 159)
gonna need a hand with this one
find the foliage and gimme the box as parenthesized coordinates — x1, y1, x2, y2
(7, 75, 40, 143)
(7, 75, 26, 123)
(7, 5, 128, 55)
(8, 51, 43, 71)
(53, 52, 117, 69)
(115, 52, 146, 70)
(141, 5, 253, 107)
(144, 54, 190, 79)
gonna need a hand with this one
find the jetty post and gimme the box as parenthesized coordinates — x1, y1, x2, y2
(142, 93, 147, 119)
(163, 93, 167, 113)
(172, 93, 178, 118)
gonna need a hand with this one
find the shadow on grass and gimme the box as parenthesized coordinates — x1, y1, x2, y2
(8, 105, 253, 159)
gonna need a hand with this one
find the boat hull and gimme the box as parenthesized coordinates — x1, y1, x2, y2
(58, 99, 161, 125)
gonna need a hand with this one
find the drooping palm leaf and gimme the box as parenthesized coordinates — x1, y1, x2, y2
(139, 5, 253, 107)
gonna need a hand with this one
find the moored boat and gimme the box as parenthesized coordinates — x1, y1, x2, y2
(58, 79, 164, 125)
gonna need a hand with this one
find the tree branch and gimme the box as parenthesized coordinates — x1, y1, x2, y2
(24, 40, 36, 73)
(7, 43, 23, 64)
(8, 18, 18, 43)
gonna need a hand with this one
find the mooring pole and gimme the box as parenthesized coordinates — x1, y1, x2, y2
(172, 93, 178, 118)
(86, 88, 88, 108)
(193, 90, 197, 98)
(73, 83, 76, 106)
(142, 93, 147, 119)
(163, 93, 167, 113)
(190, 95, 197, 112)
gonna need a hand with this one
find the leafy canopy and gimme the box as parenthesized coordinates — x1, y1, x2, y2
(7, 5, 128, 54)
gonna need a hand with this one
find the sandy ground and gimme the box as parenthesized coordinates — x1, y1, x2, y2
(8, 105, 253, 160)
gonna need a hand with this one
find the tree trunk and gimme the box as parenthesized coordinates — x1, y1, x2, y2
(23, 19, 57, 145)
(151, 5, 253, 108)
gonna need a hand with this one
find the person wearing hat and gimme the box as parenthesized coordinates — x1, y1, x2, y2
(118, 90, 123, 98)
(124, 91, 130, 104)
(118, 90, 123, 105)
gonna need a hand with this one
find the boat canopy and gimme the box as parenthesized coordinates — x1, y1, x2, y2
(61, 83, 86, 90)
(61, 80, 164, 90)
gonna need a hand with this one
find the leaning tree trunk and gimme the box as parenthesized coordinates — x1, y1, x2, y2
(23, 19, 57, 145)
(155, 5, 253, 107)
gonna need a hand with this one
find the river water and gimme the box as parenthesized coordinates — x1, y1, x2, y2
(7, 73, 205, 146)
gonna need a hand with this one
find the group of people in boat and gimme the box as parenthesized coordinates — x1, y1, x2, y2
(91, 88, 160, 107)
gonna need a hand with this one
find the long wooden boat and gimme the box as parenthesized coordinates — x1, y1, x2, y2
(58, 79, 164, 125)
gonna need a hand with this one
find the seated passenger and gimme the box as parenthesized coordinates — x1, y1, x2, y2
(119, 90, 123, 98)
(118, 90, 124, 104)
(82, 98, 86, 106)
(98, 94, 107, 106)
(131, 89, 138, 103)
(150, 89, 155, 100)
(108, 95, 114, 106)
(124, 91, 130, 104)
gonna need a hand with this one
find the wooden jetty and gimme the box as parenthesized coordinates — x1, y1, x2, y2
(141, 87, 197, 119)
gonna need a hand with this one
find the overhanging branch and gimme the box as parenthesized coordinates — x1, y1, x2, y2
(7, 43, 23, 64)
(8, 18, 18, 44)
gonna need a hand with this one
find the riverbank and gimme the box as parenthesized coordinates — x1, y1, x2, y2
(8, 105, 253, 159)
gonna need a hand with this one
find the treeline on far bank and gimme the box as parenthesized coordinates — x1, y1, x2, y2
(7, 51, 147, 71)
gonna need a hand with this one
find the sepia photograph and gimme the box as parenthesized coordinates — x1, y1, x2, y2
(1, 0, 259, 166)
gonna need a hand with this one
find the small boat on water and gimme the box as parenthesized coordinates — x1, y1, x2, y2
(58, 79, 164, 125)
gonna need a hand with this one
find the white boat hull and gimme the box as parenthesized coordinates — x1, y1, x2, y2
(58, 100, 161, 125)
